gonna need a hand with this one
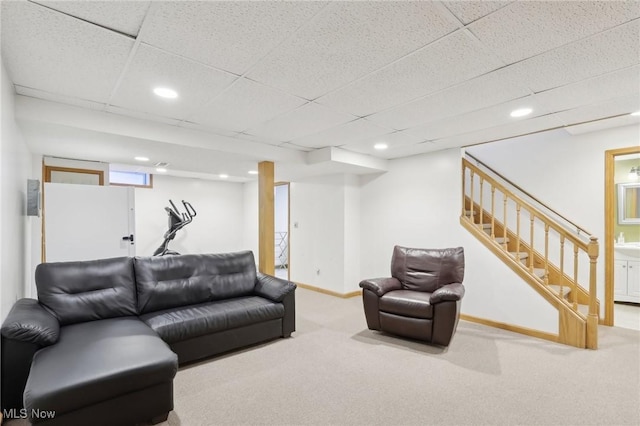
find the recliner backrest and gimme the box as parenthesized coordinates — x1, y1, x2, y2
(35, 257, 138, 325)
(134, 251, 257, 314)
(391, 245, 464, 292)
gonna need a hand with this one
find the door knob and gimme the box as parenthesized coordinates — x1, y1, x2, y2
(122, 234, 134, 244)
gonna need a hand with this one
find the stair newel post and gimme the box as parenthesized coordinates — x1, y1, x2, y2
(516, 204, 521, 261)
(559, 235, 565, 303)
(572, 245, 579, 310)
(470, 169, 475, 222)
(586, 236, 599, 349)
(479, 177, 484, 226)
(544, 224, 550, 285)
(490, 186, 496, 239)
(502, 194, 508, 250)
(529, 214, 535, 273)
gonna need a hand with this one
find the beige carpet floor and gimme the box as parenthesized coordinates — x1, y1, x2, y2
(7, 288, 640, 425)
(160, 288, 640, 426)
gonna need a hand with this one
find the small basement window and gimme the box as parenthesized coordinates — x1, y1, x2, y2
(109, 170, 153, 188)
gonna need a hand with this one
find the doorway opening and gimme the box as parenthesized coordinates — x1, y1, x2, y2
(275, 182, 290, 281)
(604, 147, 640, 330)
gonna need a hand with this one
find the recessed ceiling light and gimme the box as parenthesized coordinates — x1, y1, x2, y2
(153, 87, 178, 99)
(374, 143, 388, 150)
(134, 156, 149, 162)
(219, 174, 229, 179)
(631, 111, 640, 117)
(510, 108, 533, 118)
(248, 170, 258, 175)
(155, 167, 167, 173)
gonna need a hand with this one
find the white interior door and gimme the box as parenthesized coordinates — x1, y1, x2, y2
(44, 183, 135, 262)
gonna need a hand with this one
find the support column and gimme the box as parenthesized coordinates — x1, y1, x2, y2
(258, 161, 274, 275)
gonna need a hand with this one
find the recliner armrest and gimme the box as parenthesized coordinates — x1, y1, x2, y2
(359, 277, 402, 296)
(430, 283, 465, 304)
(1, 299, 60, 346)
(255, 272, 297, 302)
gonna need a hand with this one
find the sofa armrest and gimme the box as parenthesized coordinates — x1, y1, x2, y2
(359, 277, 402, 296)
(430, 283, 465, 304)
(1, 298, 60, 346)
(255, 272, 297, 302)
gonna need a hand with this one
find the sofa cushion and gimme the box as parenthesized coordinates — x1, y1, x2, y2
(379, 290, 433, 319)
(24, 317, 177, 417)
(391, 246, 465, 293)
(134, 251, 258, 314)
(140, 296, 284, 343)
(35, 257, 137, 325)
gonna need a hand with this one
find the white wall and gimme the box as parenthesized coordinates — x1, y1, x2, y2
(134, 174, 245, 257)
(243, 180, 259, 259)
(358, 148, 558, 333)
(343, 174, 361, 293)
(466, 124, 640, 308)
(1, 60, 33, 319)
(290, 174, 346, 294)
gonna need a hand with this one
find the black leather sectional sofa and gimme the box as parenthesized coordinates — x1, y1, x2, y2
(1, 251, 296, 426)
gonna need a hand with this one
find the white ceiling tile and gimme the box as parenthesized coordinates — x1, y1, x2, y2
(110, 44, 237, 121)
(432, 114, 565, 147)
(105, 105, 182, 127)
(443, 1, 513, 25)
(177, 121, 239, 138)
(141, 1, 328, 75)
(404, 96, 550, 141)
(366, 65, 532, 130)
(188, 79, 307, 132)
(317, 30, 504, 117)
(247, 1, 458, 99)
(32, 1, 150, 37)
(533, 66, 640, 113)
(246, 103, 356, 142)
(290, 118, 392, 149)
(381, 141, 442, 159)
(340, 130, 425, 155)
(469, 1, 640, 64)
(509, 19, 640, 93)
(235, 132, 287, 147)
(279, 142, 314, 153)
(553, 95, 640, 126)
(1, 1, 134, 103)
(16, 86, 106, 111)
(565, 115, 640, 135)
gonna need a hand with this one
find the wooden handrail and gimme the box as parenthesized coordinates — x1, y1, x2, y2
(465, 152, 593, 238)
(463, 158, 591, 252)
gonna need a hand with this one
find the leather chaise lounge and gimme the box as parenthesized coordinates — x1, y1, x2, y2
(1, 251, 296, 425)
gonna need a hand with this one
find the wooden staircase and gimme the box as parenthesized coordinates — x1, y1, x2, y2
(461, 156, 599, 349)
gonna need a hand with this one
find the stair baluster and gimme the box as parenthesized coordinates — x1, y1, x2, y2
(560, 235, 565, 304)
(490, 187, 496, 239)
(544, 224, 550, 285)
(502, 194, 508, 250)
(529, 214, 535, 274)
(573, 246, 579, 310)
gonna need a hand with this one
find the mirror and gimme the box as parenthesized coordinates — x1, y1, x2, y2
(618, 183, 640, 224)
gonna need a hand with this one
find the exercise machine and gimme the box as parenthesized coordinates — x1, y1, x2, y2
(153, 199, 196, 256)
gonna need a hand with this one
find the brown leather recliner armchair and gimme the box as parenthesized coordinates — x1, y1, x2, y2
(359, 245, 465, 346)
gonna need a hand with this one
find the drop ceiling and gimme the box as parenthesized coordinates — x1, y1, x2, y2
(2, 0, 639, 181)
